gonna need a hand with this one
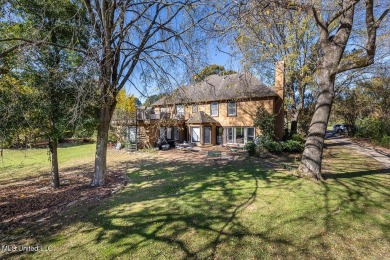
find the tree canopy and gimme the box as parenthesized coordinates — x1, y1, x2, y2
(192, 64, 236, 82)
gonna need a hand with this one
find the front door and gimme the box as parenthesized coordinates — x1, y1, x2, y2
(216, 126, 223, 145)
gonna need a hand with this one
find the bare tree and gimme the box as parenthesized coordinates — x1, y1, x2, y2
(275, 0, 389, 180)
(236, 4, 319, 136)
(83, 0, 215, 186)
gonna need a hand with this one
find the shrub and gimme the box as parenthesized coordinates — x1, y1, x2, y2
(266, 140, 284, 154)
(257, 136, 283, 154)
(355, 117, 390, 149)
(283, 140, 304, 153)
(374, 135, 390, 149)
(245, 141, 256, 156)
(254, 107, 275, 138)
(256, 134, 305, 154)
(291, 134, 305, 143)
(356, 117, 390, 140)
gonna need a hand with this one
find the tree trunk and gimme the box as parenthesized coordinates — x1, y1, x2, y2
(91, 99, 116, 187)
(49, 139, 60, 188)
(297, 69, 335, 180)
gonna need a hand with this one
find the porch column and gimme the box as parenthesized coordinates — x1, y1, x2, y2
(200, 125, 204, 145)
(211, 125, 216, 145)
(222, 126, 227, 145)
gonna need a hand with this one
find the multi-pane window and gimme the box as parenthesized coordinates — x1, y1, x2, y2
(167, 127, 172, 139)
(159, 127, 165, 138)
(128, 127, 137, 143)
(191, 127, 200, 143)
(174, 127, 179, 140)
(204, 127, 211, 144)
(235, 128, 245, 144)
(210, 102, 219, 116)
(192, 105, 198, 113)
(246, 128, 255, 142)
(226, 127, 255, 144)
(227, 128, 234, 143)
(161, 107, 170, 113)
(176, 104, 184, 116)
(227, 101, 237, 116)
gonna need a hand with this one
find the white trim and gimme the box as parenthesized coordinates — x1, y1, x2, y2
(174, 127, 179, 140)
(226, 127, 255, 144)
(227, 101, 237, 116)
(210, 102, 219, 116)
(167, 127, 172, 139)
(191, 127, 200, 143)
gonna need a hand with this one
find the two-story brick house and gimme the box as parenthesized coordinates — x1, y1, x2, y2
(127, 61, 284, 149)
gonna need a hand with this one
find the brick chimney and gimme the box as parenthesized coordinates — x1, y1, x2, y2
(274, 60, 285, 99)
(274, 61, 285, 140)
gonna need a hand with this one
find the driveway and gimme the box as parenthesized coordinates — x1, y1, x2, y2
(328, 137, 390, 168)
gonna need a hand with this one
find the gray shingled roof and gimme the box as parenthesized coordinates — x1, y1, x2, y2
(152, 73, 277, 106)
(186, 111, 219, 124)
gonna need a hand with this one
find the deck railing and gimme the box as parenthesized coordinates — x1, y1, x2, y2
(112, 110, 182, 124)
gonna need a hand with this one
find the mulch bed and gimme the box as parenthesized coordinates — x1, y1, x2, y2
(0, 170, 128, 234)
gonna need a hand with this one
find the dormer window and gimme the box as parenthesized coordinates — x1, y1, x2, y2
(227, 101, 237, 116)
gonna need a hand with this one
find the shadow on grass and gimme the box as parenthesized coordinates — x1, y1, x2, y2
(56, 159, 302, 259)
(324, 167, 390, 179)
(3, 151, 390, 259)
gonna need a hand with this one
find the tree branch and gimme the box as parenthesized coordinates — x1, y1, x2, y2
(0, 38, 88, 57)
(337, 0, 389, 73)
(326, 0, 359, 26)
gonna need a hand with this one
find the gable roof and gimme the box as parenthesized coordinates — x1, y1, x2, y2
(152, 73, 277, 106)
(186, 111, 219, 124)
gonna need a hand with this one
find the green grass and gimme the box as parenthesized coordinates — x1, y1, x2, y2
(3, 144, 390, 259)
(0, 143, 96, 181)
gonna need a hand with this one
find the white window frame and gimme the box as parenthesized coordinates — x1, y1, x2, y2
(128, 127, 137, 143)
(159, 127, 165, 138)
(176, 104, 184, 116)
(167, 127, 172, 139)
(245, 127, 255, 143)
(210, 102, 219, 117)
(161, 107, 170, 113)
(191, 127, 200, 143)
(174, 127, 179, 140)
(203, 126, 211, 144)
(226, 127, 234, 144)
(226, 127, 255, 144)
(227, 101, 237, 116)
(235, 127, 245, 144)
(192, 105, 198, 113)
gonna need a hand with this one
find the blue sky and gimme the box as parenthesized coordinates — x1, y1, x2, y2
(124, 48, 240, 102)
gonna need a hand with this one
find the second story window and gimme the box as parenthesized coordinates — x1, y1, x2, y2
(192, 105, 198, 113)
(227, 101, 237, 116)
(161, 107, 170, 113)
(176, 104, 184, 116)
(210, 102, 219, 116)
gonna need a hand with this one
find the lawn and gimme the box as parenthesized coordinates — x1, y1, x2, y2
(0, 143, 96, 182)
(1, 143, 389, 259)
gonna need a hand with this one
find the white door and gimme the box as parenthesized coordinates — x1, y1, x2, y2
(191, 127, 200, 143)
(128, 127, 136, 143)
